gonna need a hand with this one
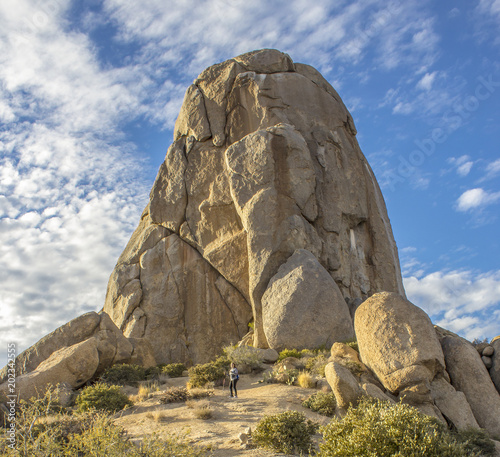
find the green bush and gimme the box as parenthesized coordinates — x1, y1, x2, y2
(319, 397, 475, 457)
(162, 362, 186, 378)
(223, 344, 264, 369)
(188, 358, 228, 388)
(454, 427, 496, 457)
(100, 363, 146, 386)
(302, 391, 337, 417)
(76, 383, 132, 413)
(264, 361, 299, 385)
(277, 348, 303, 362)
(305, 354, 328, 377)
(253, 410, 318, 454)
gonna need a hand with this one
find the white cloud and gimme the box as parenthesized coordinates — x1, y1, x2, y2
(456, 188, 500, 211)
(404, 270, 500, 341)
(416, 71, 437, 91)
(0, 0, 151, 368)
(448, 155, 474, 177)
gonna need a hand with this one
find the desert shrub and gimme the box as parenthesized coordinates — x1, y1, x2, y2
(223, 344, 264, 369)
(277, 348, 303, 362)
(76, 383, 132, 413)
(265, 362, 299, 385)
(100, 363, 146, 386)
(138, 432, 210, 456)
(305, 353, 329, 377)
(188, 401, 214, 420)
(162, 363, 186, 378)
(297, 371, 316, 389)
(319, 397, 472, 457)
(337, 359, 364, 377)
(160, 386, 189, 404)
(302, 391, 337, 417)
(454, 427, 496, 457)
(188, 359, 227, 388)
(253, 410, 318, 454)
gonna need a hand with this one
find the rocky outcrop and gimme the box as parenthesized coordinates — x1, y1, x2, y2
(437, 328, 500, 437)
(0, 312, 156, 401)
(325, 361, 363, 411)
(262, 249, 354, 351)
(103, 48, 405, 362)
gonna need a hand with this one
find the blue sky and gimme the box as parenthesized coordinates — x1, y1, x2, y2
(1, 0, 499, 368)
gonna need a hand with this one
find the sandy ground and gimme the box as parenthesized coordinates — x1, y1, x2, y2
(113, 372, 331, 456)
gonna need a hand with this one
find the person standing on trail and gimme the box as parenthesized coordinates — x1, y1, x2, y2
(229, 362, 239, 398)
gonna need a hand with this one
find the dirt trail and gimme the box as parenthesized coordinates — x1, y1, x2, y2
(113, 373, 331, 456)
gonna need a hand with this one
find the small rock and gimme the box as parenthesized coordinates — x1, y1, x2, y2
(482, 356, 493, 369)
(238, 432, 248, 444)
(482, 346, 494, 357)
(475, 342, 489, 355)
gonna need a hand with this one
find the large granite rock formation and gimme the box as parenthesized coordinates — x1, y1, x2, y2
(103, 49, 405, 364)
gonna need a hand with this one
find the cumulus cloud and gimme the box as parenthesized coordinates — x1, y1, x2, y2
(416, 71, 437, 91)
(456, 188, 500, 211)
(404, 270, 500, 341)
(448, 155, 474, 177)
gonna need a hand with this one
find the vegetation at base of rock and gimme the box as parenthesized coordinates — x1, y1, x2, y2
(297, 371, 316, 388)
(302, 391, 337, 417)
(187, 357, 229, 388)
(75, 383, 132, 413)
(263, 361, 299, 385)
(277, 348, 303, 362)
(453, 428, 497, 457)
(162, 362, 186, 378)
(305, 353, 329, 377)
(319, 397, 495, 457)
(100, 363, 146, 386)
(223, 344, 264, 369)
(253, 410, 318, 455)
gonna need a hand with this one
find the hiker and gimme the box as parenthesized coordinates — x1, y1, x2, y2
(229, 362, 239, 398)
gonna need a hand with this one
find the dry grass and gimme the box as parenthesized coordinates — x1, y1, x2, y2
(187, 387, 214, 399)
(130, 382, 160, 402)
(297, 372, 316, 389)
(187, 400, 214, 420)
(145, 408, 168, 423)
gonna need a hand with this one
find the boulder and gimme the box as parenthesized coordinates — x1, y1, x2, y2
(491, 337, 500, 394)
(430, 375, 479, 431)
(101, 48, 404, 361)
(255, 348, 279, 364)
(325, 361, 363, 411)
(262, 249, 354, 351)
(361, 382, 394, 403)
(438, 328, 500, 437)
(354, 292, 445, 394)
(0, 339, 99, 402)
(0, 312, 101, 382)
(483, 345, 494, 357)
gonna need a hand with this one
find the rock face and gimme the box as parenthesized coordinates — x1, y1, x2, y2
(103, 48, 405, 362)
(491, 337, 500, 394)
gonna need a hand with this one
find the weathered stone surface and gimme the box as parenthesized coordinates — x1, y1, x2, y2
(491, 337, 500, 393)
(430, 376, 479, 431)
(255, 348, 279, 364)
(355, 292, 445, 394)
(102, 48, 405, 362)
(262, 249, 353, 351)
(361, 382, 394, 403)
(483, 345, 494, 357)
(325, 361, 363, 410)
(438, 329, 500, 436)
(0, 339, 99, 402)
(483, 356, 493, 369)
(128, 338, 156, 368)
(116, 233, 252, 365)
(0, 312, 101, 383)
